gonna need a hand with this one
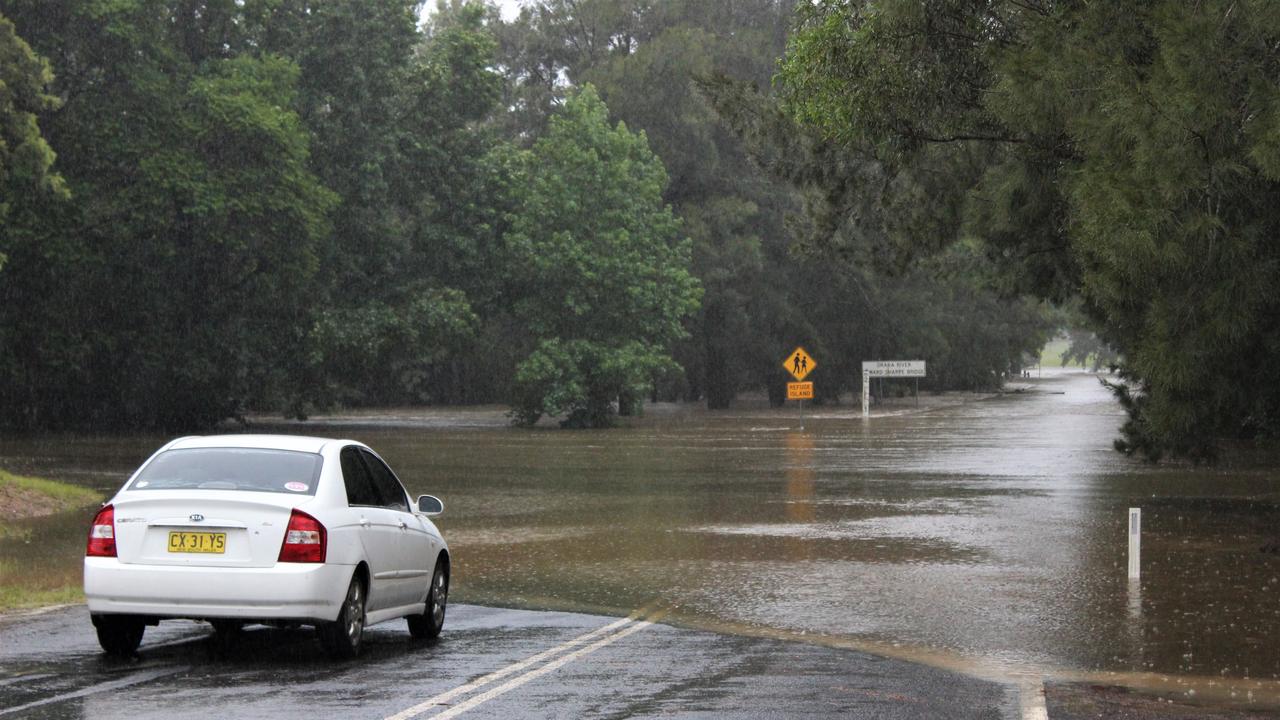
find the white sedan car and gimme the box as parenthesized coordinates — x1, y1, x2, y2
(83, 434, 449, 658)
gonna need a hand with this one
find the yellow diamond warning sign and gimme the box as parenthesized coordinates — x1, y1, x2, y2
(783, 347, 816, 381)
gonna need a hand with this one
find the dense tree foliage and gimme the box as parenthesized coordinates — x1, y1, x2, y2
(506, 87, 700, 426)
(0, 11, 64, 247)
(777, 0, 1280, 460)
(0, 0, 1056, 433)
(0, 0, 335, 428)
(501, 0, 1053, 407)
(497, 0, 802, 408)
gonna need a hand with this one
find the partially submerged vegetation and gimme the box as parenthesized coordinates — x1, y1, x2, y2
(764, 0, 1280, 460)
(5, 0, 1265, 458)
(0, 0, 1051, 435)
(0, 469, 101, 529)
(0, 469, 101, 611)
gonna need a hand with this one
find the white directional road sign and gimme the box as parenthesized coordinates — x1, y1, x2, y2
(863, 360, 926, 418)
(862, 360, 926, 378)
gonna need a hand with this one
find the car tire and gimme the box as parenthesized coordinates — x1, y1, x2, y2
(92, 614, 145, 656)
(407, 559, 448, 640)
(318, 574, 365, 659)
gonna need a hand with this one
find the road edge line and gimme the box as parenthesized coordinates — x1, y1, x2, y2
(383, 615, 635, 720)
(429, 619, 657, 720)
(0, 666, 187, 717)
(1019, 677, 1049, 720)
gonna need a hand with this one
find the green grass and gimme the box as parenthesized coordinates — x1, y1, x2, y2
(0, 469, 102, 508)
(0, 470, 102, 611)
(0, 584, 84, 611)
(1038, 338, 1071, 368)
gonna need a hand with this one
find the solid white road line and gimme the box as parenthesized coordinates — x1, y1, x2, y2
(429, 620, 654, 720)
(1019, 677, 1049, 720)
(383, 616, 636, 720)
(0, 666, 187, 717)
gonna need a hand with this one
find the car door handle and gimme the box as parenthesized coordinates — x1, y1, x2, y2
(398, 520, 407, 529)
(359, 517, 370, 527)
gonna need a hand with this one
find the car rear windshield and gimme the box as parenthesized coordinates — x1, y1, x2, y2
(128, 448, 324, 496)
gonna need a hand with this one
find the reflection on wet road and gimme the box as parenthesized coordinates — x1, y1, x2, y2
(5, 369, 1280, 705)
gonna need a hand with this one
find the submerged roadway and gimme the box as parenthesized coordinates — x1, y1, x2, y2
(1, 604, 1274, 719)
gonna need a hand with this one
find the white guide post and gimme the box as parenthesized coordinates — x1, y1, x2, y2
(861, 369, 870, 418)
(1128, 507, 1141, 580)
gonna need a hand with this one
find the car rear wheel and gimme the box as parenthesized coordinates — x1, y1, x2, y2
(407, 559, 448, 640)
(318, 574, 365, 659)
(92, 614, 145, 656)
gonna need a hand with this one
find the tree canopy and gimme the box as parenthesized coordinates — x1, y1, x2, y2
(0, 0, 335, 428)
(507, 86, 701, 427)
(0, 11, 65, 266)
(777, 0, 1280, 460)
(0, 0, 1061, 435)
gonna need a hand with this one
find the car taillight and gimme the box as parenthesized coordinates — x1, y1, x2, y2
(86, 504, 116, 557)
(278, 509, 326, 563)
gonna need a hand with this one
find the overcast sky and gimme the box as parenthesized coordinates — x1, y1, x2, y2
(421, 0, 527, 24)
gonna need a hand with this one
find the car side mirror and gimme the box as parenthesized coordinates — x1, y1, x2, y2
(417, 495, 444, 517)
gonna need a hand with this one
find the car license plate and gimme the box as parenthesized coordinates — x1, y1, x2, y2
(167, 531, 226, 554)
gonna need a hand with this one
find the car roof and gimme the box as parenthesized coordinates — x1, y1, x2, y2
(166, 434, 353, 454)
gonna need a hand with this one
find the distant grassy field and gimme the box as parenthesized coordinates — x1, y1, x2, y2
(1038, 338, 1071, 368)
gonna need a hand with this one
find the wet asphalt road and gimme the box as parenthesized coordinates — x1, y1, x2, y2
(9, 605, 1280, 719)
(0, 604, 1020, 719)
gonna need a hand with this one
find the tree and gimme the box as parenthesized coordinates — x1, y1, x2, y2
(498, 0, 802, 408)
(776, 0, 1280, 460)
(238, 0, 510, 410)
(389, 1, 519, 405)
(242, 0, 423, 297)
(0, 0, 334, 429)
(506, 86, 701, 426)
(0, 12, 66, 268)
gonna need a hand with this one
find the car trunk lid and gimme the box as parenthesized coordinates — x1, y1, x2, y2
(111, 491, 308, 568)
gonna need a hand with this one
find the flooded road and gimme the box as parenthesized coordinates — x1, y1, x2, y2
(5, 369, 1280, 696)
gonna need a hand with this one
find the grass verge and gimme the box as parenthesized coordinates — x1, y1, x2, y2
(0, 469, 102, 612)
(0, 469, 102, 517)
(0, 583, 84, 611)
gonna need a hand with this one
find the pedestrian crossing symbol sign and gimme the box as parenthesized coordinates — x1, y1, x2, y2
(784, 347, 816, 381)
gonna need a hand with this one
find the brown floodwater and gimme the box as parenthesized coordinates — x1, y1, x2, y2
(4, 369, 1280, 701)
